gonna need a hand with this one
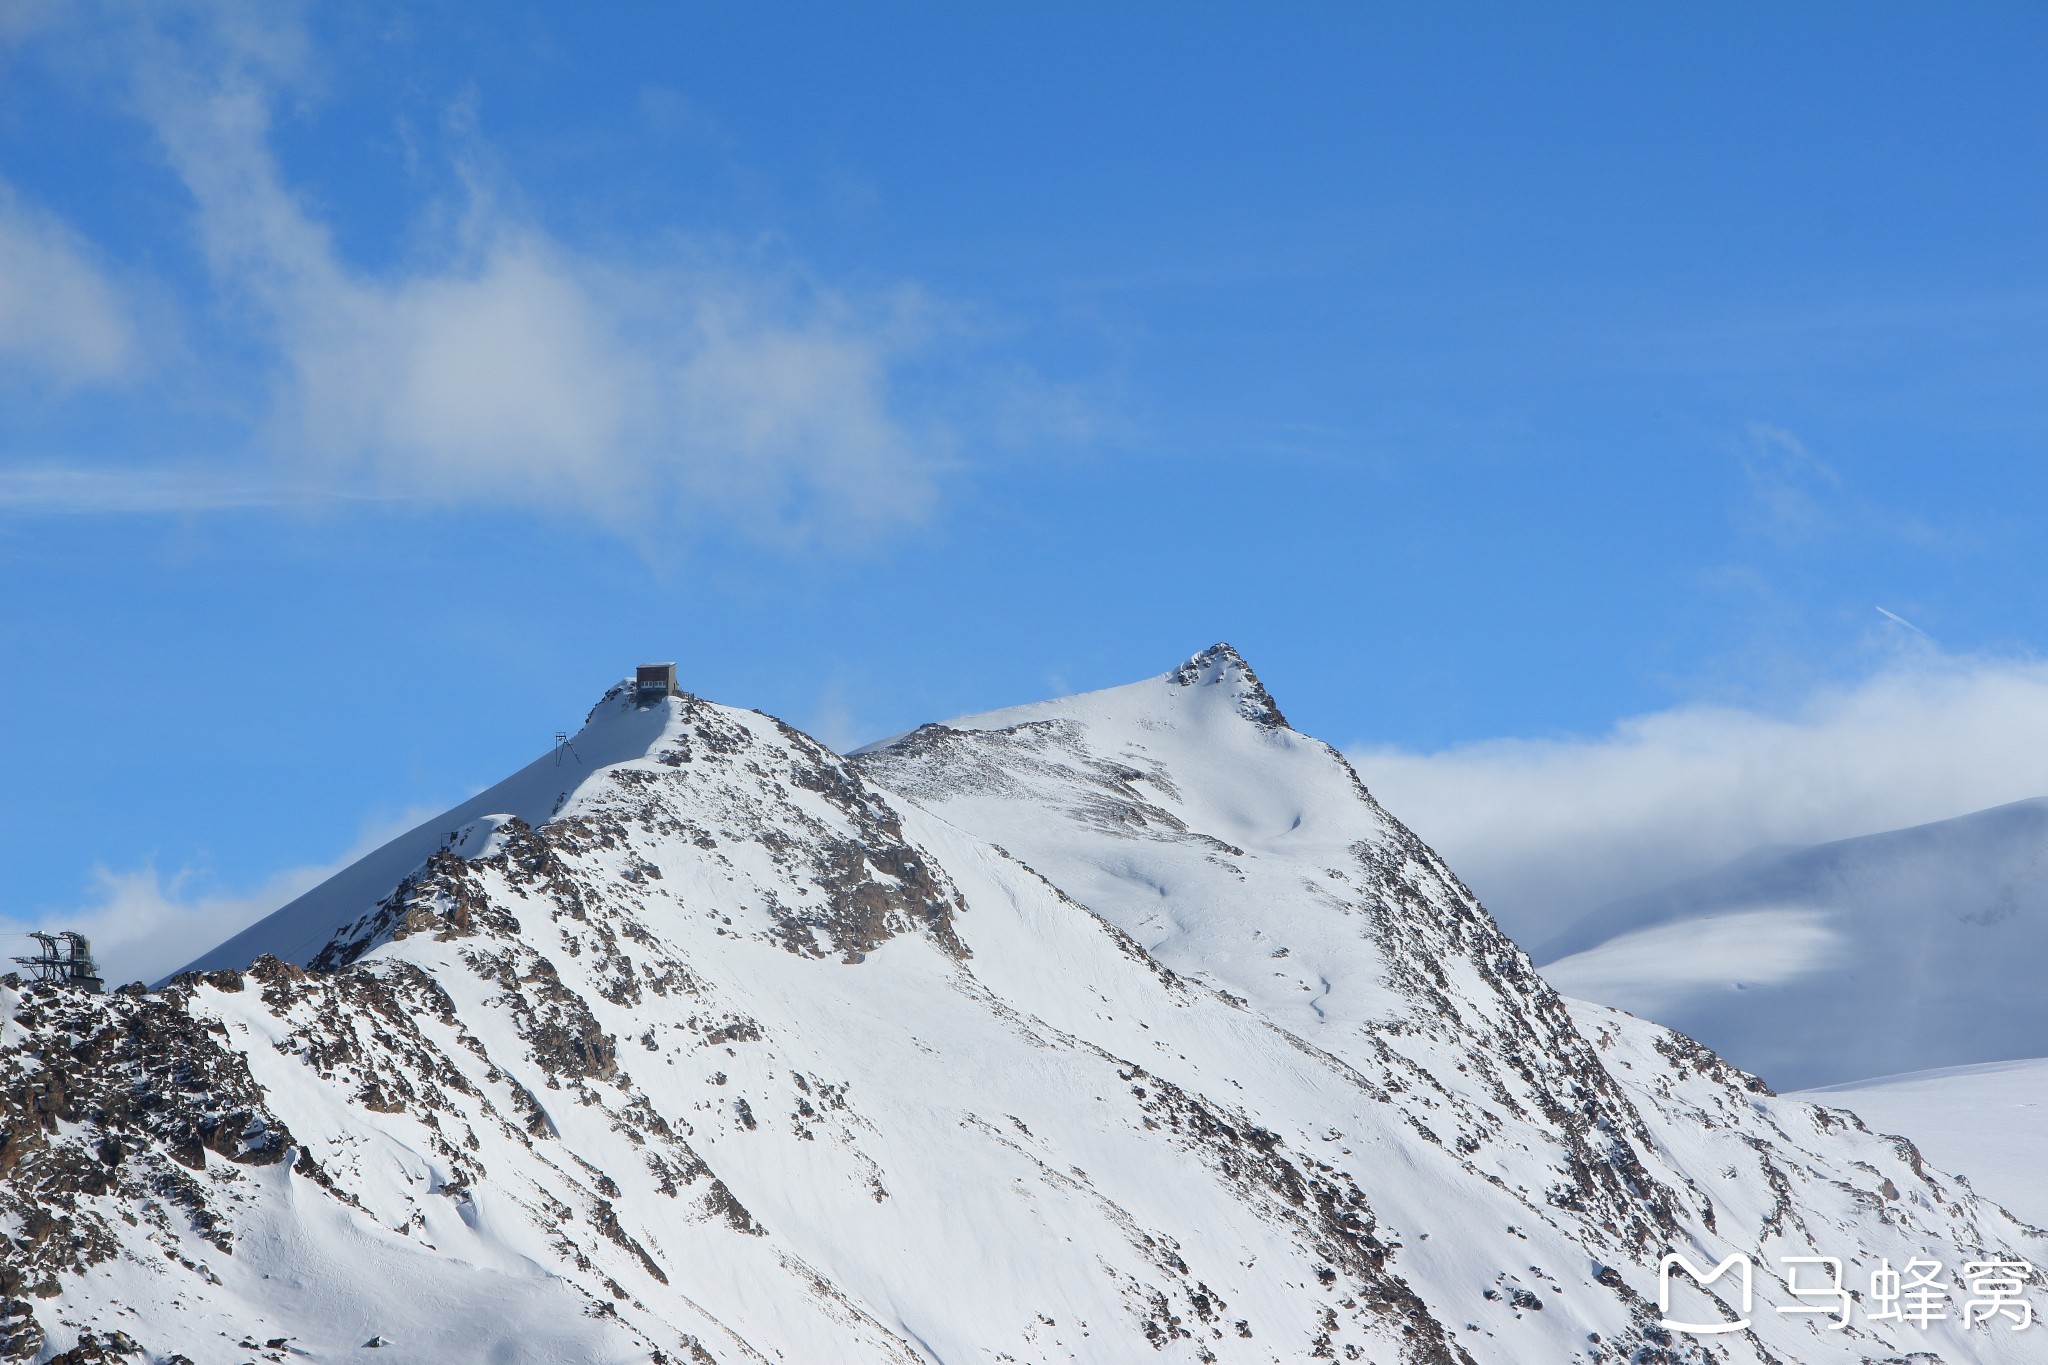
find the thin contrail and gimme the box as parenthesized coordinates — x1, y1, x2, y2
(1875, 605, 1931, 638)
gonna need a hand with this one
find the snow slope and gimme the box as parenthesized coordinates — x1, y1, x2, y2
(1800, 1059, 2048, 1225)
(171, 698, 675, 979)
(1539, 796, 2048, 1090)
(7, 651, 2046, 1363)
(856, 645, 2048, 1358)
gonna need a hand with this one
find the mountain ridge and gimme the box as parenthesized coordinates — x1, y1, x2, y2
(6, 647, 2043, 1363)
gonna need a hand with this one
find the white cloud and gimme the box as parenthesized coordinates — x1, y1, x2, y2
(2, 804, 437, 987)
(0, 185, 138, 385)
(1351, 654, 2048, 949)
(1542, 908, 1842, 1009)
(4, 862, 321, 990)
(105, 2, 946, 541)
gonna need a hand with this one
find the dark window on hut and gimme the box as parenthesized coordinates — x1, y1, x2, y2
(635, 664, 676, 699)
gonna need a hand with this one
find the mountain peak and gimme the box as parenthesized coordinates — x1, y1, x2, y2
(1167, 642, 1288, 729)
(19, 657, 2046, 1363)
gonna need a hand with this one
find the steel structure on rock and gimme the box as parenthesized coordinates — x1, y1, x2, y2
(10, 929, 105, 993)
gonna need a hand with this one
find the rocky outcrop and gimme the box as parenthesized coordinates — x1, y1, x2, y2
(0, 976, 294, 1359)
(1170, 642, 1290, 728)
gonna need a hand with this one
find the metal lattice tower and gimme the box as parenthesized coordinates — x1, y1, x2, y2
(10, 930, 105, 993)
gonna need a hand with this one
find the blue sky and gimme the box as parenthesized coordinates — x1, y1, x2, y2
(5, 2, 2047, 979)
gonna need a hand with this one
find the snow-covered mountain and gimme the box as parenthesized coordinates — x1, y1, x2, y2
(7, 647, 2046, 1363)
(1797, 1059, 2048, 1231)
(1540, 796, 2048, 1091)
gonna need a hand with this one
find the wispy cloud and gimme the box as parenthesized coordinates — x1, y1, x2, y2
(1352, 652, 2048, 946)
(1737, 423, 1841, 543)
(1729, 422, 1952, 555)
(0, 183, 139, 386)
(3, 0, 1070, 544)
(129, 6, 946, 542)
